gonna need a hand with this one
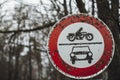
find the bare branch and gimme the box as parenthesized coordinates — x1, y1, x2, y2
(0, 0, 9, 7)
(0, 21, 56, 33)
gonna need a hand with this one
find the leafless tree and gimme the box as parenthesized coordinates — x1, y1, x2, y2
(0, 0, 120, 80)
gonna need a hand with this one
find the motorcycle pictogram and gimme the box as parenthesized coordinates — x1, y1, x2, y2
(67, 28, 94, 41)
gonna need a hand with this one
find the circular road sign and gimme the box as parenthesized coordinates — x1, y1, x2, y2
(47, 14, 115, 79)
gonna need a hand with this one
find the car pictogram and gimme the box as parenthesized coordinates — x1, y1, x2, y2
(70, 46, 93, 64)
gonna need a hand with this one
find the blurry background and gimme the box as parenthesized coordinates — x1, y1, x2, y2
(0, 0, 120, 80)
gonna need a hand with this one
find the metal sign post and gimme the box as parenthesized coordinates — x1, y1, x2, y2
(47, 14, 115, 79)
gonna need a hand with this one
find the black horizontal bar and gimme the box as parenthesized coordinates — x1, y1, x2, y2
(59, 42, 102, 46)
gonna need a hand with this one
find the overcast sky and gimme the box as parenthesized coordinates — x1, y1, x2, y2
(0, 0, 51, 11)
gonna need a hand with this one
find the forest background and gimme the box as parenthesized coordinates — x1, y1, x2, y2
(0, 0, 120, 80)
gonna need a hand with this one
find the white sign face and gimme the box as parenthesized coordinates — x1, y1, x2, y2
(58, 23, 104, 68)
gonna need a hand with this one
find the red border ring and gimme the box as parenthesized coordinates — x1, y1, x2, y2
(47, 14, 115, 79)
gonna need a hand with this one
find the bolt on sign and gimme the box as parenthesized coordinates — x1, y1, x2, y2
(47, 14, 115, 79)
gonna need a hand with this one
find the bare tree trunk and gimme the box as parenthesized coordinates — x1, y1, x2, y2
(96, 0, 120, 80)
(69, 0, 72, 14)
(92, 0, 95, 16)
(28, 33, 32, 80)
(28, 47, 32, 80)
(75, 0, 87, 13)
(111, 0, 120, 31)
(63, 0, 68, 15)
(14, 49, 20, 80)
(14, 21, 21, 80)
(23, 64, 27, 80)
(8, 46, 13, 80)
